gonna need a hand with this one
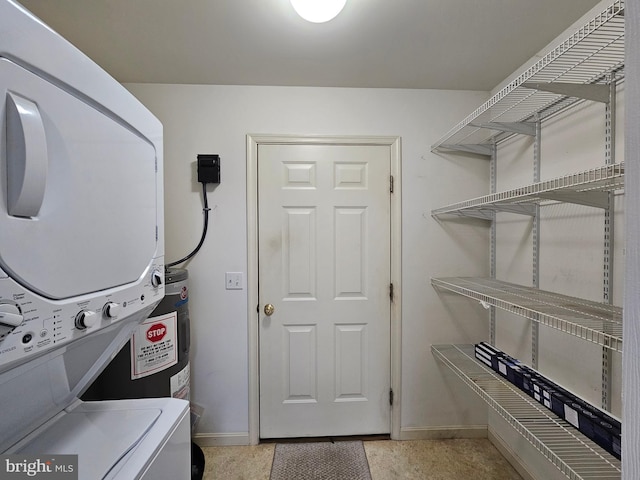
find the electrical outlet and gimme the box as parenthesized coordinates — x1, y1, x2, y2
(225, 272, 243, 290)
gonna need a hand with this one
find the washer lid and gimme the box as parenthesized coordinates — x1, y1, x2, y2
(18, 408, 161, 479)
(0, 58, 158, 300)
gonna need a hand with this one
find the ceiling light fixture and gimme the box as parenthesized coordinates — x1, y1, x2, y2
(290, 0, 347, 23)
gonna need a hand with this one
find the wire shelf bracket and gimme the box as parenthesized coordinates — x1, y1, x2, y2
(437, 144, 493, 157)
(521, 82, 611, 103)
(470, 121, 537, 136)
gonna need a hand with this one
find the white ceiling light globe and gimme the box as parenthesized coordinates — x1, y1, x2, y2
(290, 0, 347, 23)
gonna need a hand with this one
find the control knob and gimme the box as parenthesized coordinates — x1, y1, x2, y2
(75, 310, 97, 330)
(0, 303, 23, 340)
(0, 303, 23, 327)
(151, 269, 163, 288)
(103, 302, 120, 319)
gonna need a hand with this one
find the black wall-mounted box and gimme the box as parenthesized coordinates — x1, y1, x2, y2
(197, 154, 220, 184)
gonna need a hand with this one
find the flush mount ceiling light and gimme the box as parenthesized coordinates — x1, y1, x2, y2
(290, 0, 347, 23)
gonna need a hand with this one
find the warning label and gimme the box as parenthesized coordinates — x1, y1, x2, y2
(130, 311, 178, 379)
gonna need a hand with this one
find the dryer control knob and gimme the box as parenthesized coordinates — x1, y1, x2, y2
(103, 302, 120, 318)
(151, 269, 163, 288)
(75, 310, 97, 330)
(0, 303, 23, 327)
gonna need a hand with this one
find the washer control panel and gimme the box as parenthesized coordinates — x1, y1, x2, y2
(0, 260, 164, 371)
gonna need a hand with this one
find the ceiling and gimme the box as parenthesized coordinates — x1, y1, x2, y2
(17, 0, 604, 91)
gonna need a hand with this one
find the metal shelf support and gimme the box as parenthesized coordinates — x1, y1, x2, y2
(532, 118, 541, 370)
(438, 144, 493, 157)
(490, 143, 497, 344)
(470, 121, 537, 136)
(521, 82, 611, 103)
(601, 77, 617, 411)
(491, 204, 537, 216)
(537, 191, 611, 209)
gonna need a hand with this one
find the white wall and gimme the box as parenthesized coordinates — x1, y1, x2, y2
(123, 84, 491, 443)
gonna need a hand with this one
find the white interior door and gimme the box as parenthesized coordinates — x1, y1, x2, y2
(258, 142, 391, 438)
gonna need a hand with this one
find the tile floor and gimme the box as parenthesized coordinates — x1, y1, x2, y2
(201, 438, 523, 480)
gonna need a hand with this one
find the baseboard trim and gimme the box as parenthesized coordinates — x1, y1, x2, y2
(193, 432, 250, 447)
(399, 425, 487, 441)
(196, 426, 488, 446)
(487, 427, 536, 480)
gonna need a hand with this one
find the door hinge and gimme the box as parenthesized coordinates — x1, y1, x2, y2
(389, 388, 394, 406)
(389, 283, 394, 302)
(390, 175, 394, 193)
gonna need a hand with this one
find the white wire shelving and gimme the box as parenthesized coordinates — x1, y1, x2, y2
(432, 277, 622, 352)
(432, 164, 624, 219)
(431, 1, 625, 155)
(432, 344, 621, 480)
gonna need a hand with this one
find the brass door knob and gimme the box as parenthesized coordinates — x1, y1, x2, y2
(264, 304, 275, 316)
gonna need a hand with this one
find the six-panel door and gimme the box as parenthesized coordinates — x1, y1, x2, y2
(258, 143, 391, 438)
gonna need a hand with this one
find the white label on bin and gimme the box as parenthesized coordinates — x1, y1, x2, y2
(475, 350, 491, 362)
(498, 361, 507, 376)
(478, 356, 492, 367)
(171, 362, 191, 400)
(564, 405, 580, 428)
(130, 311, 178, 379)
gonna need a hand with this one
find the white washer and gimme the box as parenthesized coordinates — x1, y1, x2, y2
(14, 399, 190, 480)
(0, 1, 190, 478)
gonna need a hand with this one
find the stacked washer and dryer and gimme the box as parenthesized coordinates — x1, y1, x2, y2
(0, 1, 191, 478)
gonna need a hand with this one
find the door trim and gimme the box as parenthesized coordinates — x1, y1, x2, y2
(246, 134, 402, 444)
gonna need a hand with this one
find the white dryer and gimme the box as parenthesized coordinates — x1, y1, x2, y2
(0, 1, 190, 479)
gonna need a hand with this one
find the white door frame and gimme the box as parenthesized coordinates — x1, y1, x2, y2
(246, 134, 402, 444)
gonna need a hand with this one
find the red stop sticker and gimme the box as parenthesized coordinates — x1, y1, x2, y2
(146, 323, 167, 343)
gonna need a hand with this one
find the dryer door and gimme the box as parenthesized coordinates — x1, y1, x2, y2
(0, 58, 158, 300)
